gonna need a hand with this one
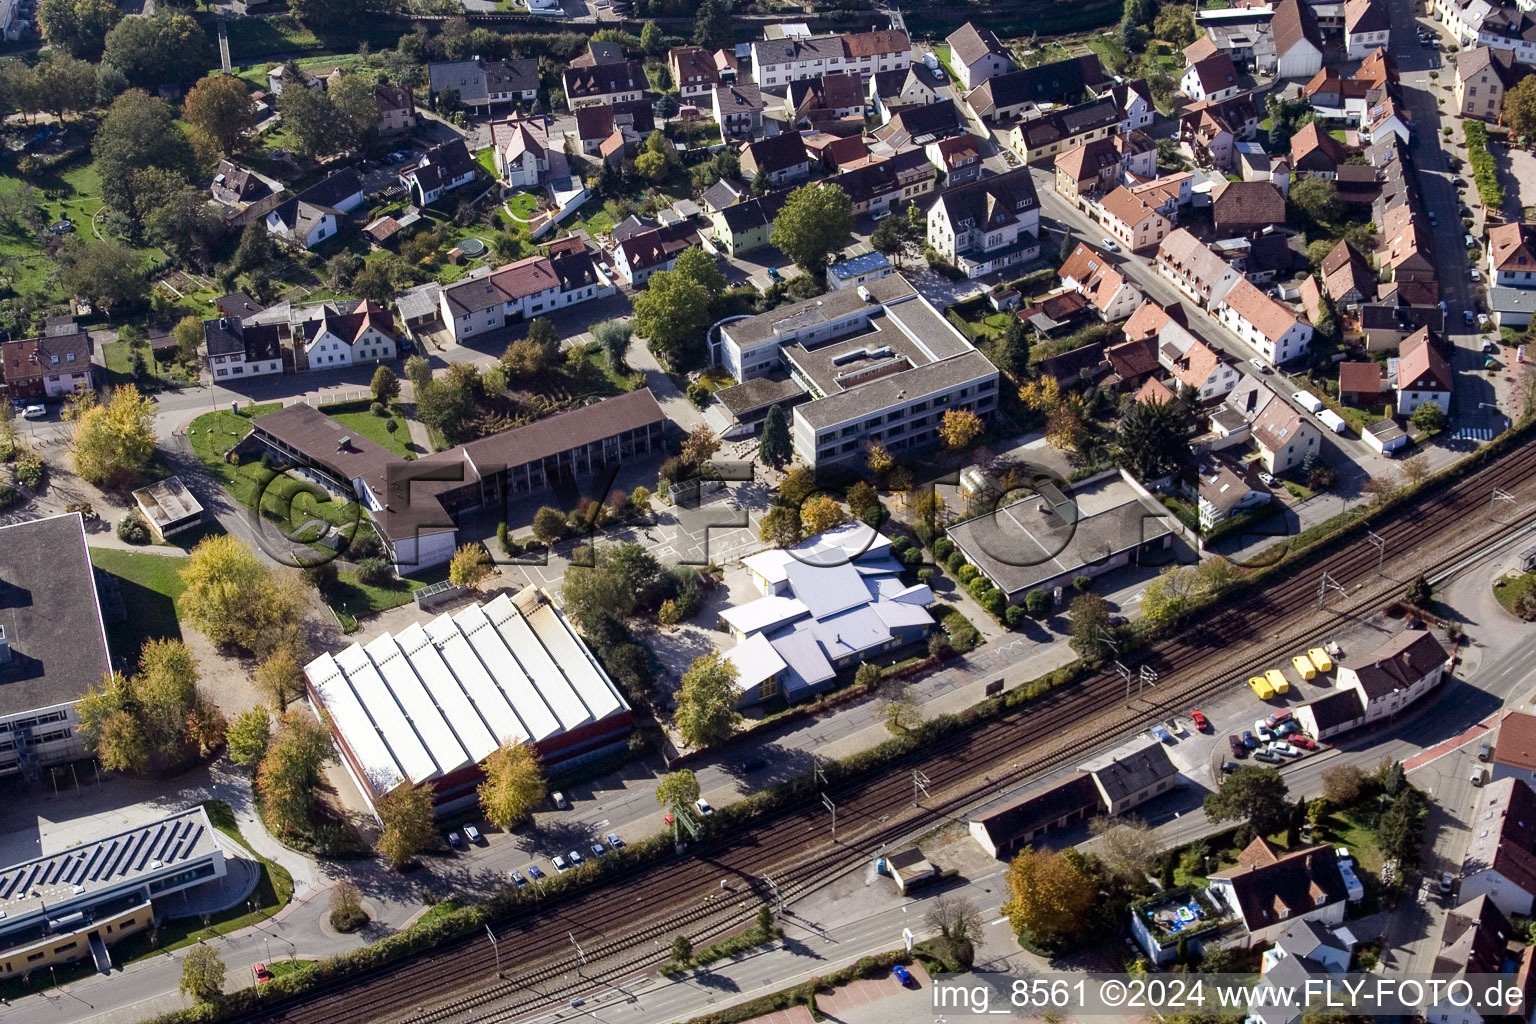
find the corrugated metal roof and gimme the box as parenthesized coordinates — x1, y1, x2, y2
(785, 560, 871, 619)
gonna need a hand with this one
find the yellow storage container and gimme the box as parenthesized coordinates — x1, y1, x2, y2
(1307, 647, 1334, 673)
(1249, 675, 1276, 700)
(1291, 655, 1317, 680)
(1266, 668, 1290, 694)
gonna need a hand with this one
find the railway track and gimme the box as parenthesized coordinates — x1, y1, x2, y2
(237, 437, 1536, 1024)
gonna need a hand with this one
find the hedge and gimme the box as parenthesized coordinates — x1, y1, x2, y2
(1465, 121, 1504, 211)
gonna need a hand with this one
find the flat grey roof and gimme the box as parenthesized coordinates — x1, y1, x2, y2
(783, 310, 936, 396)
(0, 805, 221, 938)
(0, 513, 112, 718)
(714, 375, 806, 417)
(946, 477, 1174, 598)
(794, 349, 998, 431)
(132, 476, 203, 529)
(722, 273, 916, 348)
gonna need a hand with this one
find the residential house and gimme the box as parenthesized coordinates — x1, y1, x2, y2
(1461, 777, 1536, 917)
(1274, 0, 1325, 78)
(1130, 171, 1194, 221)
(1251, 398, 1320, 473)
(826, 251, 894, 291)
(1488, 221, 1536, 286)
(926, 134, 983, 186)
(1491, 710, 1536, 788)
(1395, 326, 1453, 416)
(785, 72, 865, 128)
(1335, 627, 1451, 725)
(1018, 291, 1092, 337)
(437, 254, 613, 341)
(201, 317, 283, 380)
(803, 132, 871, 173)
(1092, 186, 1171, 252)
(375, 84, 417, 134)
(925, 168, 1042, 278)
(669, 47, 720, 102)
(569, 40, 625, 68)
(1219, 279, 1314, 365)
(1423, 894, 1513, 1024)
(294, 301, 397, 370)
(965, 55, 1108, 123)
(945, 22, 1012, 89)
(400, 140, 477, 206)
(1455, 46, 1520, 120)
(1106, 79, 1157, 133)
(1006, 96, 1122, 164)
(613, 222, 700, 286)
(267, 64, 322, 95)
(266, 197, 340, 250)
(571, 100, 655, 158)
(750, 30, 910, 88)
(1078, 738, 1179, 816)
(1291, 121, 1348, 178)
(562, 60, 646, 109)
(1338, 362, 1389, 406)
(870, 100, 963, 150)
(1321, 239, 1376, 309)
(839, 29, 913, 79)
(1181, 52, 1241, 102)
(211, 160, 270, 206)
(740, 133, 812, 187)
(826, 149, 935, 219)
(1179, 97, 1257, 169)
(1160, 330, 1239, 401)
(427, 58, 540, 111)
(490, 119, 550, 188)
(1443, 0, 1536, 67)
(1206, 837, 1350, 947)
(1104, 338, 1161, 390)
(1053, 137, 1125, 204)
(1360, 302, 1445, 351)
(1193, 456, 1270, 530)
(1362, 88, 1412, 145)
(1210, 180, 1286, 236)
(1245, 921, 1357, 1023)
(1157, 228, 1242, 307)
(713, 84, 764, 140)
(0, 331, 94, 398)
(867, 66, 943, 123)
(710, 190, 788, 256)
(1192, 7, 1279, 73)
(1059, 242, 1144, 322)
(1344, 0, 1391, 58)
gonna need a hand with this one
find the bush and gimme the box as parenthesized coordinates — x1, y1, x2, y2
(899, 547, 923, 567)
(916, 568, 936, 585)
(933, 537, 954, 561)
(370, 401, 390, 417)
(354, 557, 393, 587)
(686, 380, 710, 407)
(117, 510, 150, 544)
(946, 551, 967, 573)
(914, 522, 936, 548)
(0, 483, 17, 509)
(1005, 605, 1026, 628)
(890, 534, 911, 554)
(658, 598, 681, 625)
(1024, 589, 1051, 616)
(956, 564, 979, 584)
(982, 590, 1006, 617)
(14, 452, 43, 489)
(1073, 574, 1092, 593)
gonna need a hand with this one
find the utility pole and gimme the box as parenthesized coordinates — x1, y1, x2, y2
(821, 792, 837, 842)
(1492, 487, 1515, 518)
(569, 931, 587, 976)
(1316, 570, 1346, 610)
(1367, 530, 1385, 575)
(487, 925, 502, 979)
(1113, 660, 1132, 701)
(1095, 629, 1120, 658)
(912, 768, 931, 806)
(1139, 664, 1158, 698)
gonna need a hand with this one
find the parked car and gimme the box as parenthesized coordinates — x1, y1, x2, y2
(1258, 471, 1276, 486)
(1291, 735, 1316, 750)
(527, 865, 545, 882)
(551, 792, 569, 810)
(1190, 709, 1210, 732)
(254, 963, 274, 984)
(21, 404, 45, 420)
(607, 833, 625, 849)
(1229, 734, 1247, 757)
(446, 831, 463, 849)
(462, 824, 483, 845)
(1465, 309, 1477, 325)
(1221, 761, 1240, 773)
(1471, 269, 1483, 282)
(1100, 237, 1121, 252)
(695, 798, 714, 817)
(1270, 742, 1300, 757)
(892, 964, 916, 987)
(568, 849, 584, 867)
(1479, 313, 1492, 329)
(741, 757, 766, 773)
(1440, 871, 1455, 893)
(1250, 357, 1272, 374)
(590, 843, 606, 858)
(1254, 748, 1281, 763)
(509, 870, 527, 888)
(1242, 730, 1257, 749)
(552, 854, 570, 873)
(1254, 722, 1273, 742)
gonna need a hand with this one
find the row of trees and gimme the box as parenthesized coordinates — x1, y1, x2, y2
(77, 640, 225, 775)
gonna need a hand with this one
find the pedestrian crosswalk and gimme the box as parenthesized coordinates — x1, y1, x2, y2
(1452, 425, 1495, 441)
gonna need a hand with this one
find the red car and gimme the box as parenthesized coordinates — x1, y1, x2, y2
(254, 963, 273, 984)
(1190, 710, 1210, 732)
(1291, 735, 1317, 750)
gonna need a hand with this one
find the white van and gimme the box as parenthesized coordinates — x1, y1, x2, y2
(1317, 409, 1348, 434)
(1292, 390, 1324, 414)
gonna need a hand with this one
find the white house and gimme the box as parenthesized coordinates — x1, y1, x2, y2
(1157, 228, 1242, 308)
(400, 140, 478, 206)
(296, 303, 397, 370)
(1058, 242, 1144, 322)
(1181, 53, 1241, 103)
(1334, 628, 1450, 725)
(436, 253, 613, 342)
(202, 317, 284, 379)
(1394, 327, 1453, 417)
(1344, 0, 1392, 58)
(1250, 399, 1320, 474)
(925, 168, 1041, 278)
(266, 199, 339, 250)
(490, 120, 550, 188)
(1206, 837, 1351, 948)
(1274, 0, 1325, 79)
(944, 23, 1012, 89)
(1217, 278, 1314, 365)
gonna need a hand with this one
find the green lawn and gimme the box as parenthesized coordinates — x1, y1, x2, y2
(507, 191, 538, 222)
(319, 399, 415, 457)
(329, 562, 450, 631)
(89, 547, 190, 659)
(1494, 571, 1536, 616)
(566, 197, 620, 239)
(265, 960, 317, 979)
(187, 404, 282, 486)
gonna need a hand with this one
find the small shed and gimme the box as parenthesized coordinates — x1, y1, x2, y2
(1362, 419, 1408, 455)
(131, 475, 204, 542)
(884, 847, 938, 894)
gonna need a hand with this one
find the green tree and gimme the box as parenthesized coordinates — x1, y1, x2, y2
(179, 534, 305, 654)
(592, 319, 632, 372)
(254, 645, 305, 709)
(1117, 398, 1190, 482)
(939, 408, 984, 450)
(232, 218, 275, 276)
(527, 316, 561, 359)
(1067, 593, 1113, 659)
(32, 53, 98, 120)
(1290, 176, 1341, 225)
(675, 652, 741, 748)
(871, 212, 916, 266)
(102, 13, 208, 91)
(640, 19, 666, 56)
(38, 0, 122, 60)
(1405, 573, 1432, 607)
(1378, 787, 1427, 866)
(415, 364, 480, 441)
(771, 182, 854, 275)
(631, 247, 724, 369)
(693, 0, 730, 49)
(227, 705, 272, 767)
(532, 506, 568, 545)
(1411, 401, 1447, 432)
(1001, 847, 1095, 947)
(57, 240, 149, 317)
(449, 543, 495, 587)
(1204, 765, 1291, 836)
(71, 383, 156, 486)
(353, 258, 399, 309)
(371, 365, 400, 404)
(256, 707, 334, 835)
(182, 73, 256, 155)
(279, 84, 341, 161)
(1153, 4, 1195, 45)
(375, 783, 436, 870)
(289, 0, 357, 32)
(179, 944, 225, 1003)
(404, 354, 432, 394)
(671, 934, 693, 963)
(93, 88, 195, 230)
(329, 73, 382, 153)
(656, 768, 701, 811)
(993, 317, 1031, 377)
(478, 741, 547, 829)
(758, 403, 791, 468)
(1507, 76, 1536, 140)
